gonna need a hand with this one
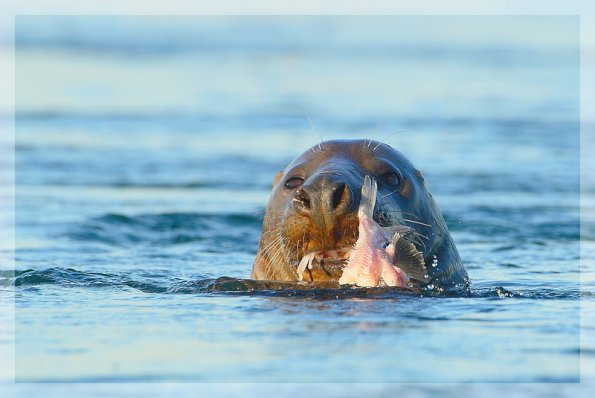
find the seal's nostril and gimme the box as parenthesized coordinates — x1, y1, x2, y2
(331, 183, 347, 210)
(294, 188, 311, 211)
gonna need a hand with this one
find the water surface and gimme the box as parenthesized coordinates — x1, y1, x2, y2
(2, 15, 590, 391)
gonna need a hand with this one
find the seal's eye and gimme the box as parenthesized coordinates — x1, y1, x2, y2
(382, 172, 401, 187)
(285, 177, 304, 189)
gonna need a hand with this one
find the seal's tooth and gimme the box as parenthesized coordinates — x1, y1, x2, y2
(297, 252, 316, 281)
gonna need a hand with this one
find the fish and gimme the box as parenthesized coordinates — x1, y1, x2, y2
(338, 175, 428, 288)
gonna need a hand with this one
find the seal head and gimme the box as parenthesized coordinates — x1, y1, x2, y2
(251, 139, 468, 289)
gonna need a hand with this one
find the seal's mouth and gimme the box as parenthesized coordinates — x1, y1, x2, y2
(291, 176, 428, 287)
(294, 247, 353, 282)
(287, 175, 431, 287)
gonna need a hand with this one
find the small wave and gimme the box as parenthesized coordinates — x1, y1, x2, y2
(3, 267, 582, 300)
(66, 212, 262, 250)
(8, 268, 171, 293)
(445, 206, 580, 242)
(470, 285, 580, 300)
(29, 181, 248, 189)
(106, 181, 265, 189)
(94, 212, 261, 228)
(6, 268, 424, 298)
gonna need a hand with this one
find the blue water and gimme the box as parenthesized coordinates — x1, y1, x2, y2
(2, 15, 594, 396)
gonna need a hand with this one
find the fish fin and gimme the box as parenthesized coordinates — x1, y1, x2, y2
(358, 175, 377, 218)
(391, 232, 429, 283)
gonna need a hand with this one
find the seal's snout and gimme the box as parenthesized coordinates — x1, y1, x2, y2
(293, 174, 354, 230)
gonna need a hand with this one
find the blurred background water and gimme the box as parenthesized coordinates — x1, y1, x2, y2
(1, 14, 593, 396)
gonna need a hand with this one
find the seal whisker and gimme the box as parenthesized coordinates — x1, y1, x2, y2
(265, 237, 290, 278)
(263, 233, 282, 255)
(290, 237, 304, 263)
(400, 230, 428, 253)
(414, 236, 428, 252)
(263, 215, 284, 226)
(266, 249, 284, 278)
(373, 130, 406, 152)
(399, 210, 424, 218)
(402, 218, 432, 227)
(278, 236, 298, 278)
(307, 115, 323, 153)
(261, 237, 282, 277)
(388, 220, 430, 242)
(268, 241, 285, 267)
(374, 203, 430, 233)
(373, 122, 383, 138)
(364, 122, 383, 149)
(381, 208, 424, 220)
(379, 189, 400, 199)
(261, 216, 286, 230)
(299, 236, 306, 259)
(262, 234, 282, 257)
(260, 233, 284, 258)
(411, 231, 429, 241)
(252, 209, 269, 217)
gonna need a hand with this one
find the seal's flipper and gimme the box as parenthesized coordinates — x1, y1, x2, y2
(391, 232, 429, 283)
(358, 175, 377, 218)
